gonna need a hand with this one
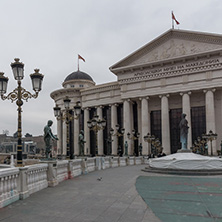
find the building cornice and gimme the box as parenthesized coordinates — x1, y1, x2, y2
(80, 81, 120, 95)
(110, 29, 222, 72)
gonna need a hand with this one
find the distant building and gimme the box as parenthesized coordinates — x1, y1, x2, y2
(0, 134, 45, 155)
(51, 29, 222, 156)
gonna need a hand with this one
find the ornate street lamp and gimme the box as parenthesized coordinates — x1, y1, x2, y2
(53, 99, 81, 159)
(87, 115, 106, 156)
(110, 124, 125, 156)
(202, 130, 217, 156)
(143, 133, 162, 157)
(127, 129, 140, 156)
(144, 133, 155, 155)
(0, 58, 44, 167)
(192, 137, 207, 155)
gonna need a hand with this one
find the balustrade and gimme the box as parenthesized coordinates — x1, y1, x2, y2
(57, 161, 69, 183)
(0, 168, 19, 208)
(27, 164, 48, 195)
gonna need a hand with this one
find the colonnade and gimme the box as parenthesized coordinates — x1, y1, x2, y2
(56, 89, 217, 156)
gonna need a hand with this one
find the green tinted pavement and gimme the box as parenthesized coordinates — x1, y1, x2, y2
(136, 176, 222, 222)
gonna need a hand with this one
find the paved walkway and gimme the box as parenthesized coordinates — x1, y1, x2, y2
(0, 165, 160, 222)
(1, 165, 222, 222)
(136, 175, 222, 222)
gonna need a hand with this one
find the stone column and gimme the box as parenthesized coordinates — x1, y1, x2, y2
(137, 100, 142, 144)
(111, 104, 118, 155)
(84, 108, 90, 155)
(62, 115, 67, 156)
(129, 101, 134, 155)
(160, 95, 171, 155)
(56, 118, 62, 155)
(204, 89, 216, 155)
(97, 106, 104, 155)
(141, 97, 150, 155)
(74, 117, 79, 156)
(180, 92, 192, 149)
(123, 99, 132, 155)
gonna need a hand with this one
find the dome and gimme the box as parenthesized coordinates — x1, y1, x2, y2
(64, 70, 94, 82)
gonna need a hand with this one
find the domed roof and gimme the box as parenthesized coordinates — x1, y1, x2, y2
(64, 70, 94, 82)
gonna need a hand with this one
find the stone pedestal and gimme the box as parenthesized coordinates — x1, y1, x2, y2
(19, 167, 29, 200)
(41, 160, 58, 187)
(177, 149, 192, 153)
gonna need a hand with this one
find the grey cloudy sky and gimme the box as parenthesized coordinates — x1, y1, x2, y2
(0, 0, 221, 136)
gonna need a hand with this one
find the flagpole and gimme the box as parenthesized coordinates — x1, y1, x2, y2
(78, 56, 79, 71)
(171, 11, 174, 29)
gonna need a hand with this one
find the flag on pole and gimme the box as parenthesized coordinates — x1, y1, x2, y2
(172, 11, 180, 27)
(78, 54, 85, 62)
(77, 54, 85, 71)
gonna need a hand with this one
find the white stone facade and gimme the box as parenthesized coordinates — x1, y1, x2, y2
(51, 29, 222, 156)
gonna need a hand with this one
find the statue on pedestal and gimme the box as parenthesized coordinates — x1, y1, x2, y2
(124, 141, 128, 156)
(139, 143, 143, 156)
(179, 113, 189, 150)
(44, 120, 58, 159)
(79, 130, 86, 156)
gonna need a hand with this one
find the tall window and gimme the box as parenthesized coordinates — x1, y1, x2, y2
(170, 108, 182, 153)
(151, 110, 161, 142)
(117, 104, 124, 154)
(103, 106, 111, 155)
(69, 110, 74, 158)
(89, 108, 96, 156)
(79, 110, 84, 131)
(191, 106, 206, 144)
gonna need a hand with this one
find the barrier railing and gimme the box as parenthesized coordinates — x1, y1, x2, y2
(27, 164, 48, 195)
(57, 161, 69, 183)
(0, 168, 19, 208)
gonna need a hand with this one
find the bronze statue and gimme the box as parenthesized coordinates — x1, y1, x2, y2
(79, 130, 85, 156)
(139, 143, 143, 156)
(179, 113, 189, 150)
(44, 120, 58, 158)
(124, 141, 128, 156)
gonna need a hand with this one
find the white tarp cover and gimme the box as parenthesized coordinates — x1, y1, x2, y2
(149, 153, 222, 170)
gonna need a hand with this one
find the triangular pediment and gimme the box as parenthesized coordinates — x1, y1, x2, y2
(110, 29, 222, 73)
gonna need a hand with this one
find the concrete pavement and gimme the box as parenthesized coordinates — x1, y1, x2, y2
(1, 165, 222, 222)
(0, 165, 160, 222)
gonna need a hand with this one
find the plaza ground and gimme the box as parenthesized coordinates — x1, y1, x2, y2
(0, 165, 222, 222)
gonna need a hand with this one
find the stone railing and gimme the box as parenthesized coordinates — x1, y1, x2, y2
(26, 164, 48, 196)
(0, 168, 19, 208)
(69, 159, 82, 178)
(104, 157, 111, 168)
(0, 156, 147, 208)
(57, 161, 69, 183)
(86, 158, 96, 172)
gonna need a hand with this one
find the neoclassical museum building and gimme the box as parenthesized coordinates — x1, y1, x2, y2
(50, 29, 222, 157)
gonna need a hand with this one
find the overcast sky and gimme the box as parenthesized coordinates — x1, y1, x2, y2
(0, 0, 221, 136)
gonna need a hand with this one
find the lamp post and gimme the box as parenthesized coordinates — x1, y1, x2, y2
(143, 133, 162, 157)
(53, 99, 81, 159)
(127, 129, 140, 156)
(0, 58, 44, 167)
(143, 133, 155, 155)
(202, 130, 218, 156)
(87, 115, 106, 156)
(192, 137, 207, 155)
(110, 124, 125, 156)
